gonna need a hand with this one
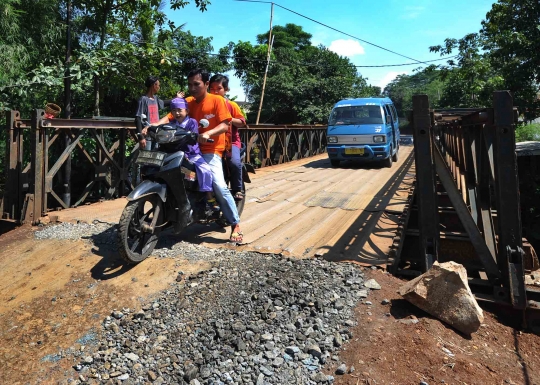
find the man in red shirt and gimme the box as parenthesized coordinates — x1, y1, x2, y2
(158, 69, 243, 243)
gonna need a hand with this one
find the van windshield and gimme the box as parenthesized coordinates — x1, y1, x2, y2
(328, 105, 383, 125)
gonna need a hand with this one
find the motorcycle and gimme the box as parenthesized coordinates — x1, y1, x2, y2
(117, 119, 255, 264)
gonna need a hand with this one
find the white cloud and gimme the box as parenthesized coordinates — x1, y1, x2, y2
(328, 39, 365, 57)
(401, 6, 425, 19)
(378, 71, 408, 90)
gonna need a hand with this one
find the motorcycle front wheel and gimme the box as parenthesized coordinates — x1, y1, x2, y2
(117, 195, 164, 264)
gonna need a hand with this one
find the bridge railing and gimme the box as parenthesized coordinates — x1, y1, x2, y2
(1, 109, 327, 224)
(410, 91, 532, 309)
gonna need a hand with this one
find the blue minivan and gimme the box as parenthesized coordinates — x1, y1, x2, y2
(326, 97, 400, 167)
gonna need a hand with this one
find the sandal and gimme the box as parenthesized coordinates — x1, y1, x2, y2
(230, 224, 243, 243)
(206, 198, 220, 212)
(233, 191, 245, 201)
(229, 231, 244, 243)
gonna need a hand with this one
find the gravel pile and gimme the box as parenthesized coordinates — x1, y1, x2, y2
(34, 222, 230, 261)
(35, 222, 116, 242)
(70, 252, 369, 384)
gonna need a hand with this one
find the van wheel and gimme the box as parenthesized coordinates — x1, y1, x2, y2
(392, 146, 399, 162)
(383, 149, 393, 168)
(330, 159, 340, 167)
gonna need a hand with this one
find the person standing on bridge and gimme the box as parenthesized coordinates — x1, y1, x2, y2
(135, 76, 183, 150)
(158, 69, 244, 243)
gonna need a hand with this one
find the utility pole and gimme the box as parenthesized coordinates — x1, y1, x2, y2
(255, 2, 274, 125)
(62, 0, 72, 207)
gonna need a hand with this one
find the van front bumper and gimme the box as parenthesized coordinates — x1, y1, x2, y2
(327, 143, 391, 161)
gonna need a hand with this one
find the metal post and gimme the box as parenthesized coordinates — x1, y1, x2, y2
(30, 109, 46, 224)
(492, 90, 526, 309)
(119, 128, 126, 196)
(4, 111, 23, 220)
(412, 94, 439, 271)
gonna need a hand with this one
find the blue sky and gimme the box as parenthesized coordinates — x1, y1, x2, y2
(168, 0, 496, 101)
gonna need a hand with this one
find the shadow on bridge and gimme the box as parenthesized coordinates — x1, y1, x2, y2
(301, 157, 388, 170)
(154, 224, 230, 247)
(319, 151, 415, 265)
(81, 226, 136, 280)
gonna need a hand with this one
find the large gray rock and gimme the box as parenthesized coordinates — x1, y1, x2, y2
(398, 261, 484, 335)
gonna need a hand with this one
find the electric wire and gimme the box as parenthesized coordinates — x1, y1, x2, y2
(234, 0, 447, 64)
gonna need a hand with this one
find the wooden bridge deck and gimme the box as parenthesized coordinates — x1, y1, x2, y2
(52, 148, 415, 264)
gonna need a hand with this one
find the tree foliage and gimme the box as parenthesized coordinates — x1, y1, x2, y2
(232, 24, 379, 124)
(0, 0, 215, 117)
(429, 0, 540, 119)
(384, 67, 446, 117)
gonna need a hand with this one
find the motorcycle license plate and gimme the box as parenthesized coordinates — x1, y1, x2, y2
(345, 147, 364, 155)
(135, 150, 166, 166)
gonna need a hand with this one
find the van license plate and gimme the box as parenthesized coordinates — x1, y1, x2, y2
(345, 147, 364, 155)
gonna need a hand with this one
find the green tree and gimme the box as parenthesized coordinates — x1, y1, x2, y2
(384, 67, 447, 116)
(481, 0, 540, 120)
(256, 23, 312, 50)
(232, 24, 377, 124)
(430, 0, 540, 117)
(430, 33, 504, 108)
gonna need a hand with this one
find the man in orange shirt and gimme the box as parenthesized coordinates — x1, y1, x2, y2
(158, 69, 243, 243)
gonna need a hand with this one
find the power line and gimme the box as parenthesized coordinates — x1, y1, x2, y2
(234, 0, 437, 64)
(103, 35, 458, 69)
(204, 51, 458, 68)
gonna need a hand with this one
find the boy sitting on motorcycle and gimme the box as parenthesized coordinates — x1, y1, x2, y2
(168, 97, 219, 211)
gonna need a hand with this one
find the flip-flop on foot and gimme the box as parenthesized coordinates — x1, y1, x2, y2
(229, 231, 243, 243)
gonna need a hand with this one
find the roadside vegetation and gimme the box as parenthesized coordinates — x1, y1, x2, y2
(384, 0, 539, 125)
(0, 0, 539, 187)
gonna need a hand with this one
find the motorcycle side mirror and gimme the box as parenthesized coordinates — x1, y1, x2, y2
(199, 119, 209, 128)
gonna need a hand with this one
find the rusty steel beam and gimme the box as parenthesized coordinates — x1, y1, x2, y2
(241, 126, 326, 168)
(30, 110, 46, 224)
(412, 94, 439, 271)
(4, 111, 24, 220)
(400, 93, 530, 310)
(41, 118, 136, 129)
(2, 111, 328, 218)
(493, 91, 526, 309)
(433, 142, 501, 284)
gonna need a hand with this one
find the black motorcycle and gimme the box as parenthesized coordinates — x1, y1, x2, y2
(117, 119, 255, 264)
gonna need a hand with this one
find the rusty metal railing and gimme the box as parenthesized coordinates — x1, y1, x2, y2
(1, 110, 327, 224)
(394, 91, 540, 312)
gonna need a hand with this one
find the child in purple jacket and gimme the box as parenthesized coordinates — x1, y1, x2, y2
(169, 98, 219, 211)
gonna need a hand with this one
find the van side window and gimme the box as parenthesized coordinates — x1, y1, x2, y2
(391, 104, 398, 121)
(383, 105, 392, 123)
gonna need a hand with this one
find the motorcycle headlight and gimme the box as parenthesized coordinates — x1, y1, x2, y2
(328, 136, 338, 143)
(155, 128, 175, 143)
(373, 135, 386, 143)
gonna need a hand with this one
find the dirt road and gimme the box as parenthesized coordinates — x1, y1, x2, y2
(0, 150, 414, 383)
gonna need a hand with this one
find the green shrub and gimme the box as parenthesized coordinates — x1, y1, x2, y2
(515, 123, 540, 142)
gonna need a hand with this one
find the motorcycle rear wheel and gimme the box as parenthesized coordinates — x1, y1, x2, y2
(118, 195, 164, 264)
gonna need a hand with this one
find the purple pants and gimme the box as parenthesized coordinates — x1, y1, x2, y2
(188, 154, 213, 192)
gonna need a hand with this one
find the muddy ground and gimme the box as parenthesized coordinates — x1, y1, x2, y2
(328, 268, 540, 385)
(2, 224, 540, 385)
